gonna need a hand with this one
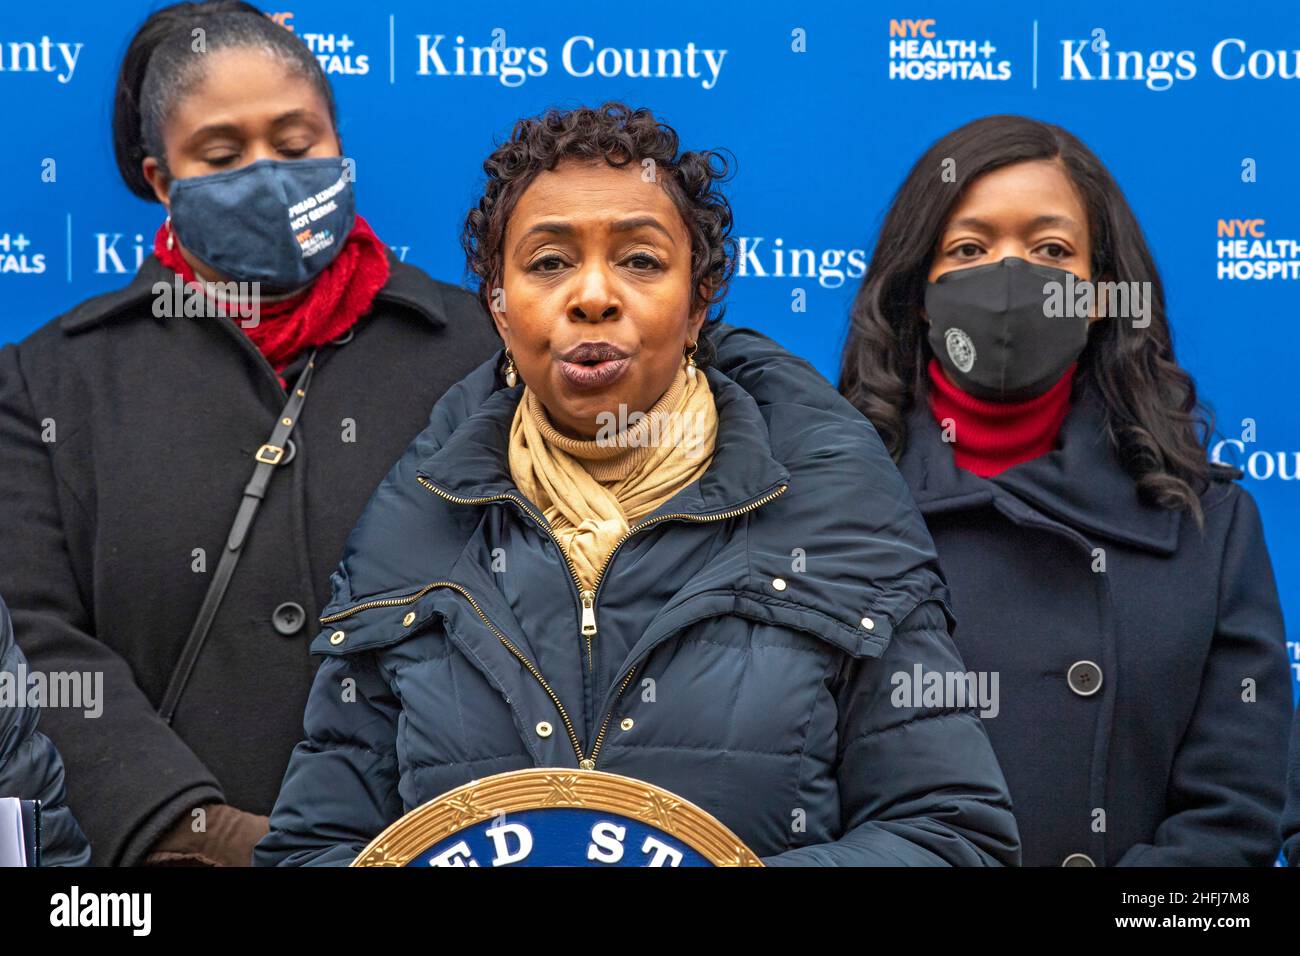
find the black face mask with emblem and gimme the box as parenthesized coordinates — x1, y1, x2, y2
(924, 256, 1089, 402)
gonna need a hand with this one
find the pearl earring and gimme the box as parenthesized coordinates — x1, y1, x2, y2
(165, 215, 174, 251)
(684, 341, 698, 381)
(503, 349, 518, 388)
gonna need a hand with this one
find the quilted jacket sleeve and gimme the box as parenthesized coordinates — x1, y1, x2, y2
(0, 595, 91, 866)
(253, 647, 403, 867)
(710, 323, 1018, 865)
(762, 599, 1020, 866)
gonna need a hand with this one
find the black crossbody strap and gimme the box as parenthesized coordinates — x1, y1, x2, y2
(158, 351, 320, 725)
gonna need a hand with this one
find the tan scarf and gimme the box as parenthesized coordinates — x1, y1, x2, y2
(507, 364, 718, 591)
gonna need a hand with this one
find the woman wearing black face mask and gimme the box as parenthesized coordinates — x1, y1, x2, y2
(0, 1, 499, 866)
(712, 114, 1292, 866)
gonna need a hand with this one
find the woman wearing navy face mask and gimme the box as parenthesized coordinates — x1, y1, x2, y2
(712, 114, 1292, 865)
(0, 0, 498, 866)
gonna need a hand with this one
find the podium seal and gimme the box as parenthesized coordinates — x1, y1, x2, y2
(350, 768, 764, 867)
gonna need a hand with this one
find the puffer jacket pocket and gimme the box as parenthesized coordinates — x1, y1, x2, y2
(727, 579, 956, 662)
(311, 582, 450, 658)
(308, 580, 537, 776)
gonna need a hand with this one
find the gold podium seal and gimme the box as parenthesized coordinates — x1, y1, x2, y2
(351, 768, 764, 867)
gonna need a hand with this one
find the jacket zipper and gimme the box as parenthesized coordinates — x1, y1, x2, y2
(366, 474, 791, 770)
(580, 484, 788, 669)
(416, 477, 599, 662)
(575, 483, 788, 766)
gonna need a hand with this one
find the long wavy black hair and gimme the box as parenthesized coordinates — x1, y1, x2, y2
(839, 114, 1233, 521)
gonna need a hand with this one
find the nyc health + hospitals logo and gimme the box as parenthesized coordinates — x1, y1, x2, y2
(1214, 218, 1300, 282)
(266, 10, 371, 76)
(886, 18, 1012, 82)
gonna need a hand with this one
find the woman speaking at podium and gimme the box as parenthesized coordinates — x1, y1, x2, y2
(0, 1, 499, 865)
(256, 104, 1021, 866)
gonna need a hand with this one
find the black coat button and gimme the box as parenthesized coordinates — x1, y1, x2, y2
(1067, 660, 1103, 697)
(272, 601, 306, 636)
(1062, 853, 1095, 867)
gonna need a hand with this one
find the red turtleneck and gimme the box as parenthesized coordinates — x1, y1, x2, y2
(925, 357, 1076, 478)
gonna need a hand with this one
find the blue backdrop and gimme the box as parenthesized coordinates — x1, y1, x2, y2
(0, 0, 1295, 704)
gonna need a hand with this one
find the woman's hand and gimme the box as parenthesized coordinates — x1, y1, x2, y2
(142, 803, 270, 867)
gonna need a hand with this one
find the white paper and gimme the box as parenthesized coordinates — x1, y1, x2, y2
(0, 796, 28, 867)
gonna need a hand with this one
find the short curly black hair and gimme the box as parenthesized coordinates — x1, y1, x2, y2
(461, 102, 735, 368)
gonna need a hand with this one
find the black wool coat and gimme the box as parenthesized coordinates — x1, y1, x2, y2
(711, 324, 1293, 867)
(1282, 704, 1300, 865)
(0, 253, 501, 864)
(896, 394, 1291, 866)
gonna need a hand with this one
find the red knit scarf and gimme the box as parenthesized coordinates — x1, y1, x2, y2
(152, 214, 391, 379)
(926, 357, 1076, 478)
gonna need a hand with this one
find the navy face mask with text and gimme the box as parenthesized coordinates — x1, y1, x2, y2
(168, 156, 355, 292)
(924, 256, 1089, 402)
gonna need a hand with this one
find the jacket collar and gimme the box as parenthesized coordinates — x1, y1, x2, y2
(416, 362, 791, 520)
(58, 248, 447, 334)
(370, 250, 451, 329)
(899, 380, 1181, 555)
(58, 256, 170, 333)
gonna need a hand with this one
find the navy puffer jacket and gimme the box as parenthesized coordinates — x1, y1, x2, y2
(256, 341, 1020, 866)
(0, 595, 91, 866)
